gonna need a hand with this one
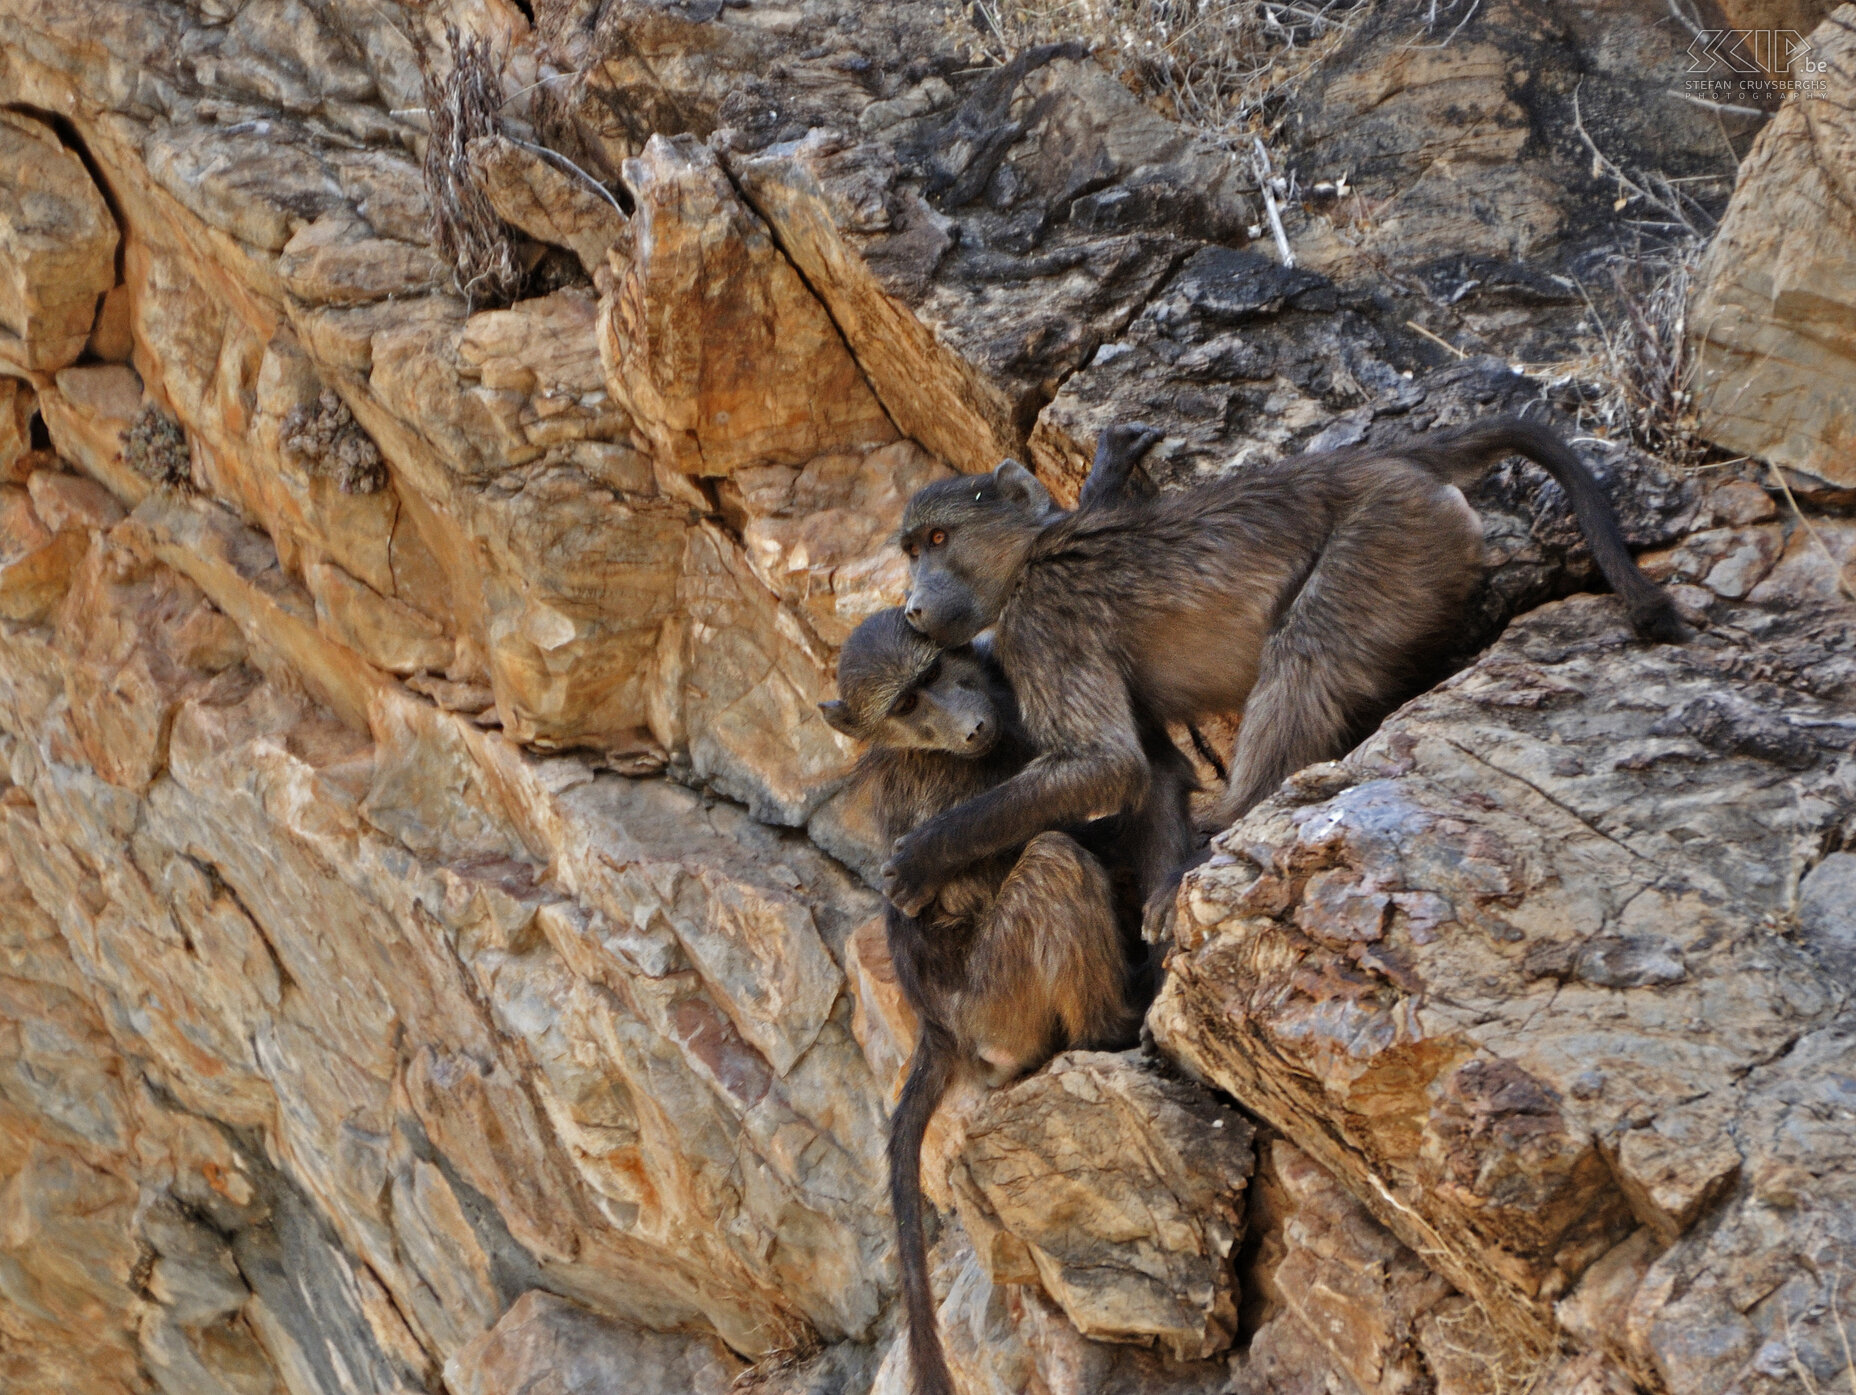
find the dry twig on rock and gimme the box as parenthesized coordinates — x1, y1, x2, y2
(418, 25, 525, 308)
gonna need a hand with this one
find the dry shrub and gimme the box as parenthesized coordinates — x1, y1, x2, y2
(281, 389, 388, 494)
(1565, 238, 1707, 469)
(960, 0, 1369, 145)
(121, 406, 191, 489)
(418, 25, 524, 307)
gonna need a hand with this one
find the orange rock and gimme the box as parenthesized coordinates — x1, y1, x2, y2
(26, 469, 125, 533)
(0, 376, 33, 480)
(600, 134, 896, 481)
(37, 364, 149, 506)
(0, 111, 119, 374)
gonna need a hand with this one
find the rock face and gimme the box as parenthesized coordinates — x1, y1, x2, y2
(0, 0, 1851, 1392)
(0, 109, 119, 375)
(952, 1051, 1256, 1360)
(1155, 549, 1856, 1389)
(1691, 6, 1856, 492)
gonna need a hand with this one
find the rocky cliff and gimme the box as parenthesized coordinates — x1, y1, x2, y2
(1, 1, 1852, 1393)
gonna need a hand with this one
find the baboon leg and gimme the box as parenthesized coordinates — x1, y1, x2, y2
(1130, 729, 1198, 908)
(1214, 642, 1364, 825)
(1126, 730, 1200, 1000)
(961, 832, 1133, 1078)
(1212, 487, 1482, 827)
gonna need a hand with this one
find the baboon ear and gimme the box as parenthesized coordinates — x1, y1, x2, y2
(818, 700, 861, 737)
(992, 459, 1052, 517)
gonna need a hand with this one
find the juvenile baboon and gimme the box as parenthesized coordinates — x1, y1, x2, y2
(820, 609, 1137, 1395)
(885, 415, 1684, 916)
(818, 423, 1200, 1395)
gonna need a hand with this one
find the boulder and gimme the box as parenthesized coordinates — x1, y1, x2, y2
(470, 133, 630, 279)
(732, 52, 1246, 492)
(446, 1290, 744, 1395)
(0, 376, 32, 479)
(952, 1050, 1255, 1359)
(36, 364, 150, 506)
(1691, 6, 1856, 491)
(0, 110, 118, 374)
(1154, 574, 1856, 1375)
(600, 134, 896, 481)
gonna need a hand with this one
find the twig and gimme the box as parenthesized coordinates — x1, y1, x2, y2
(1571, 82, 1698, 233)
(502, 135, 627, 216)
(1253, 136, 1295, 266)
(1665, 0, 1707, 42)
(1406, 319, 1468, 358)
(1767, 459, 1856, 602)
(500, 70, 583, 108)
(1787, 1297, 1826, 1395)
(1829, 1262, 1856, 1395)
(1409, 0, 1481, 49)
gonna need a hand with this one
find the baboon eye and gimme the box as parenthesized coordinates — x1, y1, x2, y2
(892, 692, 919, 716)
(928, 529, 948, 547)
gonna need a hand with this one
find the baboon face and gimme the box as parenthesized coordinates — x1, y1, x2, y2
(821, 610, 1008, 756)
(898, 460, 1053, 647)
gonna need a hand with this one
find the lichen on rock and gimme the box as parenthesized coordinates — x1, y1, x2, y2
(120, 404, 191, 490)
(281, 388, 389, 494)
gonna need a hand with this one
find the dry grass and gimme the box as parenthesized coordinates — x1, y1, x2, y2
(1526, 86, 1719, 469)
(1419, 1296, 1544, 1395)
(1569, 237, 1708, 469)
(417, 24, 524, 308)
(958, 0, 1370, 148)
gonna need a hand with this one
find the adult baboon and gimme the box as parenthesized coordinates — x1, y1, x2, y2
(820, 422, 1198, 1395)
(884, 415, 1684, 916)
(821, 609, 1136, 1395)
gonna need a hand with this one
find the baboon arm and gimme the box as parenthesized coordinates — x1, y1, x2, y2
(882, 641, 1150, 915)
(882, 742, 1150, 917)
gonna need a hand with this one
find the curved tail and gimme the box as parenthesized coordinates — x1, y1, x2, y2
(1411, 416, 1686, 642)
(890, 1025, 959, 1395)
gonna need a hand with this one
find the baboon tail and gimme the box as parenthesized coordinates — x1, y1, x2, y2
(890, 1025, 960, 1395)
(1416, 416, 1687, 642)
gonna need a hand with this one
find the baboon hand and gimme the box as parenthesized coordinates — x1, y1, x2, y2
(1140, 886, 1179, 948)
(881, 836, 941, 917)
(1104, 422, 1164, 460)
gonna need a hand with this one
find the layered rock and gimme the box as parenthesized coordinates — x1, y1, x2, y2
(1154, 533, 1856, 1389)
(0, 109, 118, 376)
(1, 0, 1852, 1390)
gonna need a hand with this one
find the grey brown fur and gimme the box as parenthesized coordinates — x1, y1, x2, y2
(887, 415, 1685, 917)
(822, 609, 1134, 1395)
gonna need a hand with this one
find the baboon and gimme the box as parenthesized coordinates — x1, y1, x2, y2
(821, 609, 1137, 1395)
(819, 425, 1196, 1395)
(885, 415, 1684, 917)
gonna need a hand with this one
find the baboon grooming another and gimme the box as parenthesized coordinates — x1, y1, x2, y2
(821, 609, 1136, 1395)
(885, 416, 1684, 916)
(816, 420, 1199, 1395)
